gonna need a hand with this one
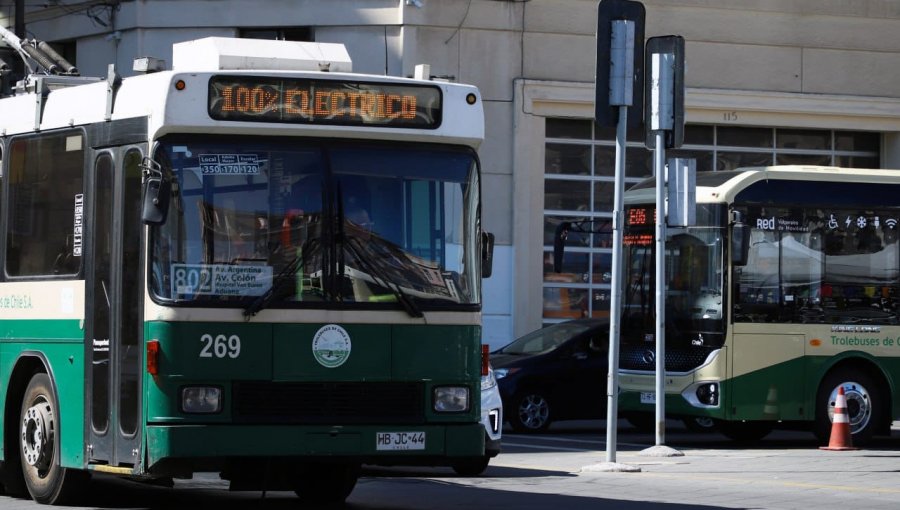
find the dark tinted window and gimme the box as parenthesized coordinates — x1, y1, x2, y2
(6, 131, 84, 277)
(734, 205, 900, 324)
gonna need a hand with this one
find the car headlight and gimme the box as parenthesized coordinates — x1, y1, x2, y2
(493, 367, 519, 380)
(433, 386, 469, 413)
(481, 365, 497, 391)
(181, 386, 222, 414)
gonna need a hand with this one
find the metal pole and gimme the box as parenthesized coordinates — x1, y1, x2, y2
(653, 130, 666, 446)
(605, 104, 627, 463)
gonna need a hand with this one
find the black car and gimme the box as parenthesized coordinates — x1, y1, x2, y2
(491, 319, 608, 433)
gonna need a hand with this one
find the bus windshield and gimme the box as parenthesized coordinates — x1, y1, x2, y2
(621, 204, 727, 371)
(149, 136, 481, 311)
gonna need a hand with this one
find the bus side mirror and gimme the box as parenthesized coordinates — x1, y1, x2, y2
(141, 157, 171, 225)
(552, 221, 571, 272)
(481, 232, 495, 279)
(731, 222, 751, 266)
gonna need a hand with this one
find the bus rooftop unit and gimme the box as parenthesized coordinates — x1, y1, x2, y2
(618, 165, 900, 445)
(0, 35, 493, 505)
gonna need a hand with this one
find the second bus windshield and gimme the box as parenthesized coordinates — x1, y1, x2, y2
(621, 204, 727, 369)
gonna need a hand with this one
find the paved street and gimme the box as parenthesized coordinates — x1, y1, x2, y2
(1, 420, 898, 509)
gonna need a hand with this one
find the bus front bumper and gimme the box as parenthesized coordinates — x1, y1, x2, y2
(144, 423, 484, 474)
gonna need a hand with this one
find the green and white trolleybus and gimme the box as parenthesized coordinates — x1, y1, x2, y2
(618, 165, 900, 444)
(0, 35, 493, 505)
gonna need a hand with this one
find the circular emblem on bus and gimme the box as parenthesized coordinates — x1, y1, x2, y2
(642, 350, 655, 365)
(312, 324, 352, 368)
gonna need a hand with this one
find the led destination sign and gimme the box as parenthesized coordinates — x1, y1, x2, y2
(208, 76, 442, 128)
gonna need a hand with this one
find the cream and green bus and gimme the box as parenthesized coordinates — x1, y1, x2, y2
(618, 165, 900, 444)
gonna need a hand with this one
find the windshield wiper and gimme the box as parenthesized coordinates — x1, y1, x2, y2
(243, 241, 318, 318)
(343, 235, 423, 318)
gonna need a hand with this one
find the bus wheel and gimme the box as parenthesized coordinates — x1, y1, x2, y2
(19, 373, 87, 505)
(683, 416, 718, 433)
(718, 421, 772, 443)
(295, 463, 360, 505)
(509, 392, 552, 433)
(814, 369, 881, 446)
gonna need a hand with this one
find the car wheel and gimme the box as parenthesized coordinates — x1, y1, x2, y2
(683, 416, 717, 433)
(19, 373, 88, 505)
(452, 456, 490, 476)
(509, 392, 552, 433)
(814, 368, 882, 446)
(717, 421, 772, 443)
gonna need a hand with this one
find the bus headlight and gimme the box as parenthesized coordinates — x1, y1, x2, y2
(696, 383, 719, 406)
(181, 386, 223, 414)
(433, 386, 469, 413)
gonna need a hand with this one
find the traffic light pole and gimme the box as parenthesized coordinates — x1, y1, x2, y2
(653, 129, 667, 447)
(605, 100, 628, 464)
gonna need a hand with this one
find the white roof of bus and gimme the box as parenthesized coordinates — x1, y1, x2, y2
(624, 165, 900, 204)
(0, 38, 483, 148)
(171, 37, 352, 73)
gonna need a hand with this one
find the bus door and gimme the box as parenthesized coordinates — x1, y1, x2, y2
(730, 324, 806, 421)
(85, 146, 146, 469)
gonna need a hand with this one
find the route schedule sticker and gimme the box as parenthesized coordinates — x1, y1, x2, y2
(199, 154, 261, 175)
(171, 263, 272, 297)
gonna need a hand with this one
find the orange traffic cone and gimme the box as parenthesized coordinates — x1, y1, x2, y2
(820, 386, 858, 451)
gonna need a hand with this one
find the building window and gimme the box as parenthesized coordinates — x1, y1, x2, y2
(542, 119, 880, 325)
(239, 28, 313, 41)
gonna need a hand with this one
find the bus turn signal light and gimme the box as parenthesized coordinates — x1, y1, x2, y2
(147, 340, 160, 375)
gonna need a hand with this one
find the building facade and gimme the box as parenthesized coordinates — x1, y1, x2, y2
(5, 0, 900, 348)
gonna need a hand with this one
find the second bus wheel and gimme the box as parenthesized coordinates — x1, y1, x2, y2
(19, 373, 88, 505)
(814, 369, 882, 446)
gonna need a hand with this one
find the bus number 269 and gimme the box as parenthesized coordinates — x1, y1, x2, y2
(199, 334, 241, 359)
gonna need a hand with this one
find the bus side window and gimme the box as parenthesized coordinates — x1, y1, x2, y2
(6, 131, 84, 277)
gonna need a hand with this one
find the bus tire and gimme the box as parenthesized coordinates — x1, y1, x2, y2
(19, 373, 87, 505)
(295, 463, 359, 505)
(508, 391, 552, 433)
(814, 369, 881, 446)
(683, 416, 718, 433)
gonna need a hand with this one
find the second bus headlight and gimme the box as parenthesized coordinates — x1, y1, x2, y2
(433, 386, 469, 413)
(181, 386, 223, 414)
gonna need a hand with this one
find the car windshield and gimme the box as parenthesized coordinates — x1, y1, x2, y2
(496, 321, 597, 355)
(149, 136, 481, 312)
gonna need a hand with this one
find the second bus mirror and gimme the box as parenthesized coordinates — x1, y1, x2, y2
(731, 222, 751, 266)
(481, 232, 495, 279)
